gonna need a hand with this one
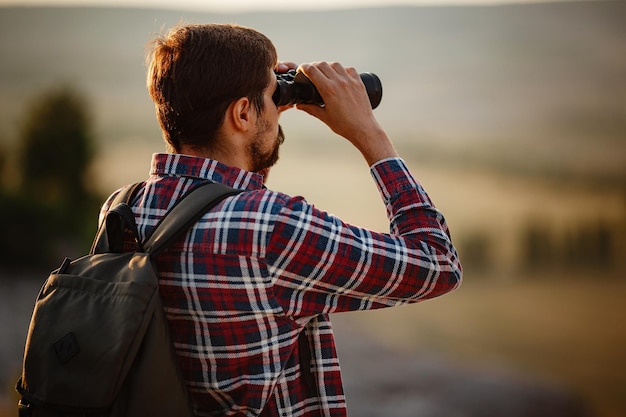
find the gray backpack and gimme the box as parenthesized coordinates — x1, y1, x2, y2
(16, 181, 241, 417)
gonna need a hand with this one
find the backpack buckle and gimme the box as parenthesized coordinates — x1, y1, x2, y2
(18, 399, 32, 417)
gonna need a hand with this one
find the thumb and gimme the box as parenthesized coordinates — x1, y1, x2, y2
(296, 103, 326, 121)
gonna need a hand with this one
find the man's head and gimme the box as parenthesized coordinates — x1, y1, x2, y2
(147, 24, 279, 157)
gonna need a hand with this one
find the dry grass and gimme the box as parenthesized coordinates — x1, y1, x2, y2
(337, 271, 626, 417)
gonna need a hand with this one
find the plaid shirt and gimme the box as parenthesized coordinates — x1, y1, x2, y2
(101, 153, 462, 417)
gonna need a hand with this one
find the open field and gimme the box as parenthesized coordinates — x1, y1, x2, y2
(334, 273, 626, 417)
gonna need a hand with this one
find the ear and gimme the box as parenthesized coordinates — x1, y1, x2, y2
(226, 97, 253, 133)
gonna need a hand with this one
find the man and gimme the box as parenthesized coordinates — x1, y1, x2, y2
(100, 23, 462, 417)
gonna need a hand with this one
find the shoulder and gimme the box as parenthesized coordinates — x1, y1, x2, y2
(227, 188, 308, 217)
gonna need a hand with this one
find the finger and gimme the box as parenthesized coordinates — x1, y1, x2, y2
(329, 61, 350, 76)
(312, 61, 336, 79)
(300, 62, 331, 82)
(295, 102, 325, 120)
(298, 62, 316, 77)
(278, 103, 294, 113)
(276, 61, 297, 73)
(343, 65, 360, 80)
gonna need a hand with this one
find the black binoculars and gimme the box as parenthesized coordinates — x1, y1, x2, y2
(273, 69, 383, 109)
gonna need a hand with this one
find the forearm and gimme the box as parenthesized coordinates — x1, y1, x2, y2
(357, 126, 399, 167)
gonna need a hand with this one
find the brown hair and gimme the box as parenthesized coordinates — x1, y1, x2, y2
(147, 24, 278, 153)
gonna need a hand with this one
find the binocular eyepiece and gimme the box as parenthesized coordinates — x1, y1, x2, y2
(273, 69, 383, 109)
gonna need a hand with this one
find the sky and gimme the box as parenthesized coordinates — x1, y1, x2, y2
(0, 0, 571, 13)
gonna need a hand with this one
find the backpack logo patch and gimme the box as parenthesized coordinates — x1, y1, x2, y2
(53, 332, 80, 364)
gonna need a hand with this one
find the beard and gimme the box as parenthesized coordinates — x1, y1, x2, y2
(248, 120, 285, 175)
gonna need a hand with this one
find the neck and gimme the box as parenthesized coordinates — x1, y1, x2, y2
(179, 136, 251, 173)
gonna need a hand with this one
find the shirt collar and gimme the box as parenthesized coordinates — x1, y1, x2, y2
(149, 153, 265, 191)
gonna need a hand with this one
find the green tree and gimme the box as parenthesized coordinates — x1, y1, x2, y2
(18, 87, 95, 205)
(0, 87, 101, 272)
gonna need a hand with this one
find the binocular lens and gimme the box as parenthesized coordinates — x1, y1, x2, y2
(360, 73, 383, 109)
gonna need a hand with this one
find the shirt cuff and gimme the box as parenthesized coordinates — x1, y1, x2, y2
(370, 157, 433, 206)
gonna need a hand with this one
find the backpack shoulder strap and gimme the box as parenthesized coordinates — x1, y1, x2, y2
(90, 182, 144, 254)
(116, 181, 144, 205)
(143, 182, 242, 256)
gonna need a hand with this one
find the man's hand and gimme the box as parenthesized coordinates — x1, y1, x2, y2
(296, 62, 397, 166)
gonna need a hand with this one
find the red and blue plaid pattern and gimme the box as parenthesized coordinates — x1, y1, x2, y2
(100, 153, 462, 417)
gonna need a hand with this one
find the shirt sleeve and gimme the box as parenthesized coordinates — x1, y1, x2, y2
(266, 157, 462, 317)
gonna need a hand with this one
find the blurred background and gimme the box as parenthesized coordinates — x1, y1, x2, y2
(0, 1, 624, 416)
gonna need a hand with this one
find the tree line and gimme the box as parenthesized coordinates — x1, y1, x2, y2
(459, 217, 626, 278)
